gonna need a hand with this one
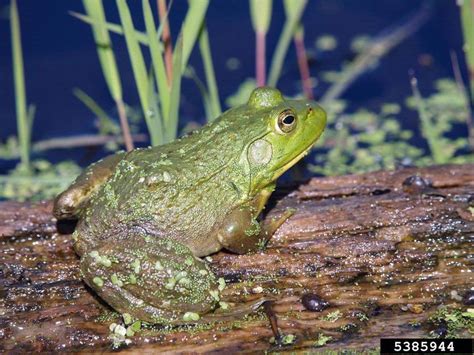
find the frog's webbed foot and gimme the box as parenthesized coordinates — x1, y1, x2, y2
(54, 152, 125, 219)
(80, 235, 221, 324)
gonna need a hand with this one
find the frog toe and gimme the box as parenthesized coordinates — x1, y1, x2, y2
(80, 237, 220, 324)
(53, 188, 82, 219)
(54, 152, 126, 219)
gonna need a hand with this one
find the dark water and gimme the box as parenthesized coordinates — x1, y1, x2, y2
(0, 0, 467, 173)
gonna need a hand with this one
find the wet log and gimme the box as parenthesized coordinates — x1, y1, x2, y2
(0, 164, 473, 353)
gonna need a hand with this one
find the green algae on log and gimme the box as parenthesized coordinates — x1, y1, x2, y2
(1, 164, 473, 352)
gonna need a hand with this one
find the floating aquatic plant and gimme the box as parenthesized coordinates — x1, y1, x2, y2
(0, 160, 81, 202)
(311, 78, 473, 176)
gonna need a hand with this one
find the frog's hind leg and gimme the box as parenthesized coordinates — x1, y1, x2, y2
(53, 152, 125, 219)
(80, 234, 221, 324)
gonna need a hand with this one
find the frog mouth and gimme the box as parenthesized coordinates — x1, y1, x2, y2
(271, 141, 314, 180)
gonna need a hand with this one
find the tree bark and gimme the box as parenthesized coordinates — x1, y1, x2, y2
(0, 164, 473, 353)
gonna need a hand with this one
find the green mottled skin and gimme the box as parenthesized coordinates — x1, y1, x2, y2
(54, 87, 326, 324)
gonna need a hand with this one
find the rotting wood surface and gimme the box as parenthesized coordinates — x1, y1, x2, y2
(0, 164, 473, 353)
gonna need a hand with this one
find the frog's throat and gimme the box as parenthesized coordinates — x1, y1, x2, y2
(271, 141, 313, 181)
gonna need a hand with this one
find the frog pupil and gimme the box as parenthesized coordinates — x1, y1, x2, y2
(282, 115, 295, 125)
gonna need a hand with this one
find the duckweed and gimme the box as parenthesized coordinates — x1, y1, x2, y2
(123, 313, 132, 325)
(218, 278, 226, 291)
(111, 273, 123, 287)
(130, 259, 141, 274)
(128, 274, 137, 284)
(183, 312, 200, 321)
(93, 276, 104, 287)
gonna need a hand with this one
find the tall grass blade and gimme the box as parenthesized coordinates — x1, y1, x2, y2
(82, 0, 122, 101)
(460, 0, 474, 103)
(73, 88, 119, 134)
(267, 0, 307, 87)
(70, 11, 153, 47)
(409, 74, 444, 163)
(83, 0, 134, 150)
(116, 0, 161, 145)
(199, 24, 221, 121)
(185, 66, 212, 121)
(10, 0, 30, 169)
(142, 0, 169, 118)
(115, 98, 134, 150)
(180, 0, 209, 70)
(167, 34, 183, 142)
(147, 70, 165, 144)
(450, 50, 474, 150)
(27, 104, 36, 137)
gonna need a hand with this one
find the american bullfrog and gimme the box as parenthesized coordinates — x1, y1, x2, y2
(54, 87, 326, 324)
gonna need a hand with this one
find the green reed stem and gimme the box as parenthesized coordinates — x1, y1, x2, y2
(410, 74, 445, 163)
(83, 0, 134, 151)
(268, 0, 307, 87)
(460, 0, 474, 103)
(143, 0, 170, 121)
(199, 24, 221, 121)
(180, 0, 209, 71)
(117, 0, 161, 146)
(167, 34, 183, 142)
(10, 0, 31, 169)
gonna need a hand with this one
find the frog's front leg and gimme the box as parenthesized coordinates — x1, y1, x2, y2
(80, 231, 221, 324)
(216, 184, 294, 254)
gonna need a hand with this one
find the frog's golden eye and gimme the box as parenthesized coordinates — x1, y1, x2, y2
(276, 109, 297, 134)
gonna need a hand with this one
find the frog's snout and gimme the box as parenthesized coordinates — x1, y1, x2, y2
(304, 102, 327, 135)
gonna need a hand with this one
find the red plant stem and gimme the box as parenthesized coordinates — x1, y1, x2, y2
(116, 99, 134, 151)
(256, 31, 266, 87)
(294, 30, 313, 100)
(158, 0, 173, 85)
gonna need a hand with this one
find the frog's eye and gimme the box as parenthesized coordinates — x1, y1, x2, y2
(276, 109, 297, 134)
